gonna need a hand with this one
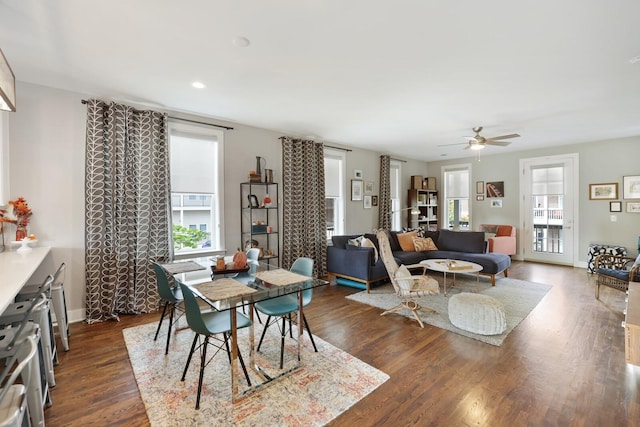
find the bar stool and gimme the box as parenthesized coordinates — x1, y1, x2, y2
(17, 263, 69, 352)
(1, 280, 56, 388)
(0, 335, 38, 427)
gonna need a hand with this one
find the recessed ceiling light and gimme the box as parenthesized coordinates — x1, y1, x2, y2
(192, 81, 206, 89)
(233, 36, 250, 48)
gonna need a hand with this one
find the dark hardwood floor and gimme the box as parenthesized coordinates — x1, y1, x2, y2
(45, 261, 639, 426)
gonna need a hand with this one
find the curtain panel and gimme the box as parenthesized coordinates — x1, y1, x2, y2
(378, 155, 391, 230)
(281, 137, 327, 277)
(85, 99, 171, 323)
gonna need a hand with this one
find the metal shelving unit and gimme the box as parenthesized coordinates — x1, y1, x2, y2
(240, 182, 279, 269)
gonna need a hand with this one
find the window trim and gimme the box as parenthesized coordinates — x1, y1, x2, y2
(324, 148, 346, 240)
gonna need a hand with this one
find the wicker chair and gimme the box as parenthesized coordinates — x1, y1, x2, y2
(594, 254, 640, 299)
(375, 230, 439, 327)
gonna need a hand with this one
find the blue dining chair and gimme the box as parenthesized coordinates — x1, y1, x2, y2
(255, 257, 318, 369)
(151, 262, 184, 355)
(178, 282, 252, 409)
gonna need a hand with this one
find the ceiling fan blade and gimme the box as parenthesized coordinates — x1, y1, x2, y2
(485, 140, 511, 147)
(438, 142, 469, 147)
(486, 133, 520, 141)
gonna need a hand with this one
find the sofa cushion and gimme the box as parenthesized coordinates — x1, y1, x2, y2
(397, 231, 418, 251)
(413, 237, 438, 251)
(437, 229, 485, 254)
(345, 244, 377, 266)
(332, 234, 362, 249)
(361, 237, 379, 262)
(387, 231, 402, 252)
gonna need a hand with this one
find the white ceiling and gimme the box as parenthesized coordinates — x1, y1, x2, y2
(2, 0, 640, 161)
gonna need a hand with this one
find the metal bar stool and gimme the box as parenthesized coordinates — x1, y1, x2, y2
(0, 335, 38, 427)
(17, 263, 69, 352)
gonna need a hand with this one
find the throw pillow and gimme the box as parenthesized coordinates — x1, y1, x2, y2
(361, 237, 379, 262)
(413, 236, 438, 251)
(634, 253, 640, 266)
(397, 231, 418, 252)
(347, 235, 365, 247)
(395, 264, 413, 290)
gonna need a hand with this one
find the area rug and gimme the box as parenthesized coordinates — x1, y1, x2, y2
(346, 275, 552, 346)
(123, 320, 389, 426)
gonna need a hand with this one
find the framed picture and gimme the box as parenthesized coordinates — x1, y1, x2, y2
(372, 195, 378, 206)
(476, 195, 484, 201)
(363, 195, 372, 209)
(610, 201, 622, 212)
(364, 181, 374, 194)
(623, 176, 640, 199)
(248, 194, 259, 208)
(589, 183, 618, 200)
(351, 180, 363, 201)
(354, 169, 363, 179)
(627, 202, 640, 213)
(486, 181, 504, 198)
(476, 181, 484, 194)
(491, 199, 503, 208)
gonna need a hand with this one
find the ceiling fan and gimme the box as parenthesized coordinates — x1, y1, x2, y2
(440, 126, 520, 150)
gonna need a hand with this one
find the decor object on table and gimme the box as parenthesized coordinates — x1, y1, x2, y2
(262, 194, 272, 207)
(232, 249, 248, 269)
(589, 182, 618, 200)
(448, 292, 507, 335)
(594, 253, 640, 299)
(0, 197, 32, 241)
(623, 175, 640, 199)
(376, 229, 439, 328)
(0, 48, 16, 112)
(346, 275, 551, 346)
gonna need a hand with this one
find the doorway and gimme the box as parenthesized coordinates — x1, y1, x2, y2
(519, 154, 579, 265)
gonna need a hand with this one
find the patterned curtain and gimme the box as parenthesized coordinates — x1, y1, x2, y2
(85, 99, 171, 323)
(378, 155, 392, 230)
(281, 137, 327, 277)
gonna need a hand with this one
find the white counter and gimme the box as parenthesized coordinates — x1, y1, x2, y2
(0, 246, 51, 313)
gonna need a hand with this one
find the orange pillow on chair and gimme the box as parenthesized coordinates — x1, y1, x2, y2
(397, 231, 418, 251)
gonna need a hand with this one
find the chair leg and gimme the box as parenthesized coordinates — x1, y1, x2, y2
(257, 316, 272, 351)
(154, 301, 169, 341)
(280, 316, 286, 369)
(302, 314, 318, 352)
(164, 304, 176, 355)
(181, 334, 199, 381)
(196, 336, 208, 409)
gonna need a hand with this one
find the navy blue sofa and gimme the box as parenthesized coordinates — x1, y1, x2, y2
(327, 229, 511, 293)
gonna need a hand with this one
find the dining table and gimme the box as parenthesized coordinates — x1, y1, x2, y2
(162, 258, 328, 401)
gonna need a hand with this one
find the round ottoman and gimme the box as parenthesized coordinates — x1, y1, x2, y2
(448, 293, 507, 335)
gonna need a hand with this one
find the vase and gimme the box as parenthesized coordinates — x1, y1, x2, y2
(15, 225, 27, 241)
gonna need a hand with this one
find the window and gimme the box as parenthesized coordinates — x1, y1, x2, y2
(324, 149, 346, 240)
(390, 160, 402, 230)
(169, 120, 224, 255)
(443, 165, 470, 230)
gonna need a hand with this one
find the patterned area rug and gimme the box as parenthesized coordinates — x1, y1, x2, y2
(123, 320, 389, 426)
(346, 275, 551, 346)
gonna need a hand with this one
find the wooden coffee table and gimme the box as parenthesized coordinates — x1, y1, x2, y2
(420, 259, 483, 296)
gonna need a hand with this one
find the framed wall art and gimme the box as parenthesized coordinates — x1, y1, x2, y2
(364, 195, 372, 209)
(589, 183, 618, 200)
(372, 195, 378, 206)
(476, 195, 484, 201)
(354, 169, 363, 179)
(610, 201, 622, 212)
(364, 181, 374, 194)
(486, 181, 504, 198)
(623, 176, 640, 199)
(476, 181, 484, 194)
(351, 180, 363, 201)
(490, 199, 503, 208)
(627, 202, 640, 213)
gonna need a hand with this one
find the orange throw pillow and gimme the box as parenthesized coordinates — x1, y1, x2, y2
(413, 237, 438, 251)
(397, 231, 418, 252)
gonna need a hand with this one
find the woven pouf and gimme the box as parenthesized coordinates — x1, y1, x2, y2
(448, 293, 507, 335)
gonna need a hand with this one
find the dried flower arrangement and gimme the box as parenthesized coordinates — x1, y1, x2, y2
(0, 197, 32, 227)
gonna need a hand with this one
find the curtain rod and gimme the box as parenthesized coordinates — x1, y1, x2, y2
(278, 137, 353, 152)
(390, 157, 407, 163)
(80, 99, 234, 130)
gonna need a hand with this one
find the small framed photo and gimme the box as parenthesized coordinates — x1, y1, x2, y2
(351, 180, 363, 201)
(372, 195, 378, 206)
(491, 199, 503, 208)
(364, 195, 372, 209)
(354, 169, 363, 179)
(610, 201, 622, 212)
(589, 183, 618, 200)
(476, 195, 484, 201)
(627, 202, 640, 213)
(364, 181, 374, 194)
(248, 194, 260, 208)
(476, 181, 484, 194)
(623, 176, 640, 199)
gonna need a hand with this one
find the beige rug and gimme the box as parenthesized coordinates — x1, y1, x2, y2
(123, 320, 389, 426)
(346, 275, 551, 346)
